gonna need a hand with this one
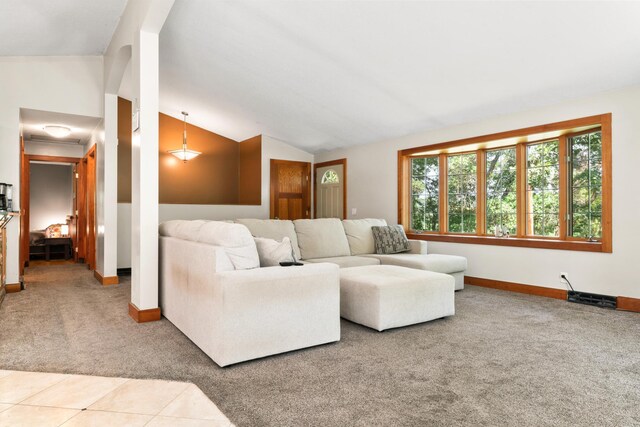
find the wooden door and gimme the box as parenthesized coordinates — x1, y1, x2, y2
(270, 159, 311, 220)
(76, 146, 96, 269)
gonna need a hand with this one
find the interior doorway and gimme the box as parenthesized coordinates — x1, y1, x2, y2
(18, 108, 100, 274)
(314, 159, 347, 219)
(25, 158, 77, 265)
(270, 159, 311, 220)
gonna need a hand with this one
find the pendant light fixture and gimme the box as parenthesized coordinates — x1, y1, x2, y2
(169, 111, 201, 162)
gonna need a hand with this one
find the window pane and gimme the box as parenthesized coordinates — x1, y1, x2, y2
(526, 140, 559, 237)
(410, 157, 439, 232)
(568, 131, 602, 238)
(485, 147, 517, 235)
(447, 153, 476, 233)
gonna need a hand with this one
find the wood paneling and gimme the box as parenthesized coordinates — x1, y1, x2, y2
(94, 270, 119, 286)
(465, 276, 568, 300)
(270, 159, 311, 220)
(617, 297, 640, 313)
(128, 302, 161, 323)
(238, 135, 262, 205)
(314, 158, 347, 219)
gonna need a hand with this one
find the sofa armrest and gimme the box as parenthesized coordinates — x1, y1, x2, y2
(407, 239, 428, 254)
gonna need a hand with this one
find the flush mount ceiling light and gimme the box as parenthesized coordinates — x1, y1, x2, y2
(43, 125, 72, 138)
(169, 111, 201, 162)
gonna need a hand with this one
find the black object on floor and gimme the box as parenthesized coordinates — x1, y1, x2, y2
(568, 290, 617, 309)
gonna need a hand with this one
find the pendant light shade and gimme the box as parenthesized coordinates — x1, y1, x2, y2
(169, 111, 201, 162)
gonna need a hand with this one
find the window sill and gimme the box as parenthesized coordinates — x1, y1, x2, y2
(406, 233, 609, 253)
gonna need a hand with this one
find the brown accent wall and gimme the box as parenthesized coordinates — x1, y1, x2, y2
(117, 97, 261, 205)
(117, 97, 132, 203)
(238, 135, 262, 205)
(159, 112, 239, 204)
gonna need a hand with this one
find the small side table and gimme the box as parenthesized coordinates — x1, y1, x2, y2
(44, 237, 72, 260)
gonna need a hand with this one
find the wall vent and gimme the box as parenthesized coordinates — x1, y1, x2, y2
(567, 291, 617, 309)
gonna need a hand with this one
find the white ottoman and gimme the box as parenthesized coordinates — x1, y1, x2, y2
(339, 265, 455, 331)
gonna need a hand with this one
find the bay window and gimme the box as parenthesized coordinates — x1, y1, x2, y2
(398, 114, 611, 253)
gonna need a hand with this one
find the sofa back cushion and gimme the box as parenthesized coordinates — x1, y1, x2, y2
(236, 219, 302, 260)
(293, 218, 351, 260)
(342, 218, 388, 255)
(159, 220, 259, 270)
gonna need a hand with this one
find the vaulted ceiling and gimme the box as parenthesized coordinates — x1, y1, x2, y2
(158, 1, 640, 152)
(0, 0, 127, 55)
(4, 1, 640, 153)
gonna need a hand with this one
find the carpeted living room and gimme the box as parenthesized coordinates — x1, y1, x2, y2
(1, 1, 640, 426)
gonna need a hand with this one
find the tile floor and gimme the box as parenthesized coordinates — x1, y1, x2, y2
(0, 370, 233, 426)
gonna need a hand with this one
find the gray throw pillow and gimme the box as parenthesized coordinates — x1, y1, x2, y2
(371, 225, 410, 254)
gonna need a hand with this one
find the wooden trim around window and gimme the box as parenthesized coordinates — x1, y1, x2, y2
(438, 153, 447, 232)
(410, 233, 603, 252)
(314, 158, 347, 219)
(558, 135, 568, 240)
(476, 150, 486, 235)
(399, 114, 612, 253)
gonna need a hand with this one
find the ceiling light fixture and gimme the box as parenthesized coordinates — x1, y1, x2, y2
(43, 125, 72, 138)
(168, 111, 201, 162)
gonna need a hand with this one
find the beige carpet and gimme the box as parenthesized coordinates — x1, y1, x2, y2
(1, 263, 639, 426)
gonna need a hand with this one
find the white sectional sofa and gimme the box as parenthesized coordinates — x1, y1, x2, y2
(159, 220, 340, 367)
(237, 218, 467, 290)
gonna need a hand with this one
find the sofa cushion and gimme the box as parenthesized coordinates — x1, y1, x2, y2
(159, 220, 259, 270)
(254, 237, 295, 267)
(236, 219, 302, 261)
(305, 256, 380, 268)
(371, 225, 410, 254)
(293, 218, 351, 260)
(362, 253, 467, 274)
(342, 218, 387, 255)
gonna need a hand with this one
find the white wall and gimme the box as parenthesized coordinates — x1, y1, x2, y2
(24, 141, 85, 158)
(116, 134, 314, 268)
(29, 163, 73, 231)
(0, 56, 103, 283)
(316, 85, 640, 299)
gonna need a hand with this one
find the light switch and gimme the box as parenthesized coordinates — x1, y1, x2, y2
(351, 208, 357, 216)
